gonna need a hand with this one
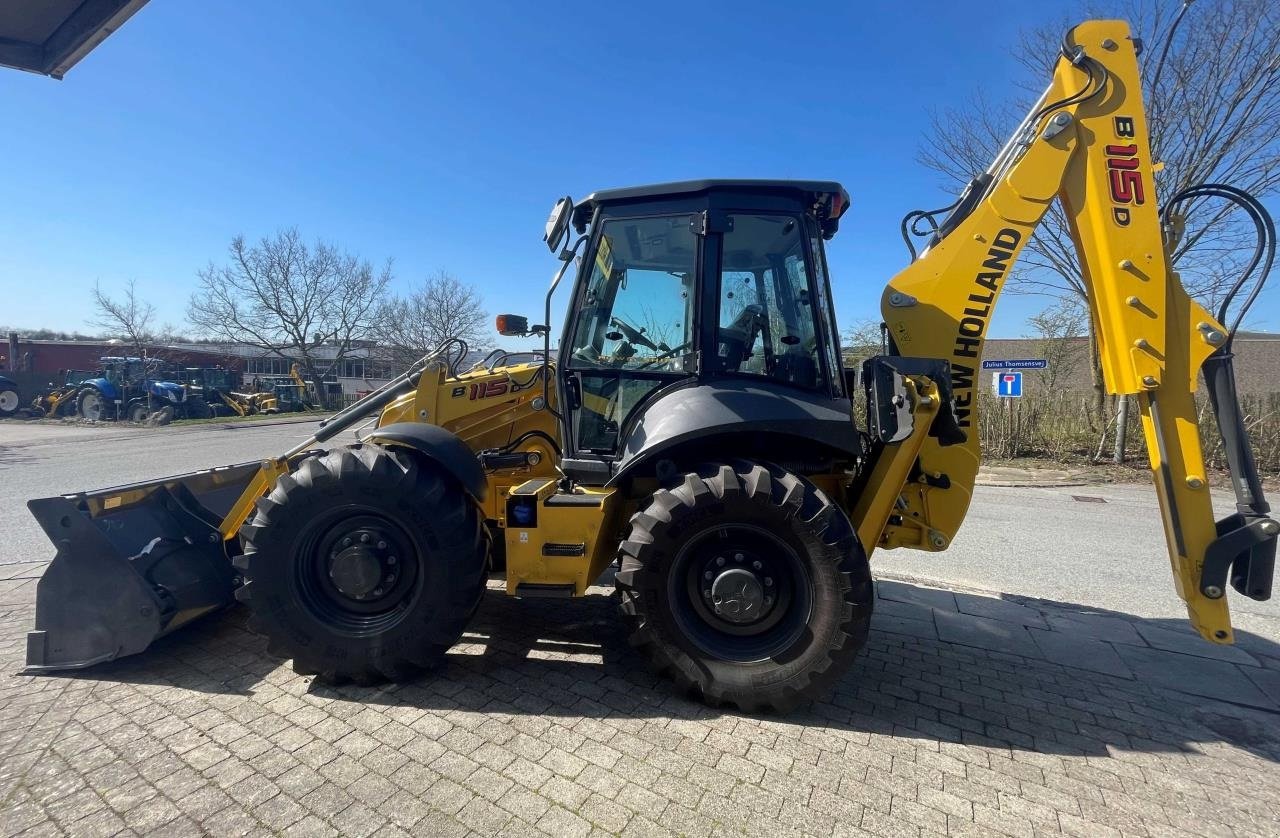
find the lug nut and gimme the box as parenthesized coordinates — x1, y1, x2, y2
(752, 561, 762, 570)
(377, 541, 387, 550)
(703, 589, 712, 599)
(716, 557, 725, 567)
(764, 597, 773, 607)
(704, 571, 713, 580)
(385, 575, 396, 585)
(373, 587, 384, 597)
(734, 553, 744, 562)
(343, 537, 352, 547)
(361, 533, 371, 543)
(764, 577, 773, 586)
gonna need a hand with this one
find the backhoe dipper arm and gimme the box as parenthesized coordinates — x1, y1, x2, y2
(875, 20, 1276, 644)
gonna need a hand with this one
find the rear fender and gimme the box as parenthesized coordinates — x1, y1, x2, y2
(82, 378, 118, 400)
(364, 422, 487, 501)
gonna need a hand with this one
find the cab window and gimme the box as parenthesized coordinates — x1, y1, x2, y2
(715, 214, 825, 390)
(568, 215, 697, 373)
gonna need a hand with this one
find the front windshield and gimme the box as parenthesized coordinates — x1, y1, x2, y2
(568, 215, 697, 373)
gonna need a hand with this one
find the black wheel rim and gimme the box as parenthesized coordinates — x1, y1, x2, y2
(290, 505, 421, 637)
(668, 523, 812, 663)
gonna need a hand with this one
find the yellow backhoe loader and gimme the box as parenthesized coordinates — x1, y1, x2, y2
(24, 21, 1275, 712)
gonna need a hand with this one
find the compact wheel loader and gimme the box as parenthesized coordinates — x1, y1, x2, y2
(23, 20, 1276, 713)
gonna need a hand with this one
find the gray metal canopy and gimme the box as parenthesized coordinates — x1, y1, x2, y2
(0, 0, 150, 79)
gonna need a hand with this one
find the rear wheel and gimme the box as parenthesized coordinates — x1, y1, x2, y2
(235, 445, 487, 683)
(76, 387, 111, 421)
(0, 387, 19, 417)
(615, 461, 872, 713)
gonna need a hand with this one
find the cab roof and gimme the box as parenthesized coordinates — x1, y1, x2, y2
(572, 179, 848, 235)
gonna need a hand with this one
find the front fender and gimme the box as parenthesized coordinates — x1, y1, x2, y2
(364, 422, 487, 502)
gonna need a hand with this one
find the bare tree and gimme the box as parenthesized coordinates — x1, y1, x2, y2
(375, 270, 488, 367)
(842, 319, 884, 369)
(188, 229, 391, 408)
(1026, 297, 1087, 396)
(90, 279, 155, 359)
(918, 0, 1280, 423)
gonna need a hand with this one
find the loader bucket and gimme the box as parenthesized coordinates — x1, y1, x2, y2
(24, 461, 263, 672)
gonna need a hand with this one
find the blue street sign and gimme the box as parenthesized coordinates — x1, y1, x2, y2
(996, 371, 1023, 398)
(982, 359, 1048, 370)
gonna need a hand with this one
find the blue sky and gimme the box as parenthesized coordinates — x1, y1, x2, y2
(0, 2, 1272, 345)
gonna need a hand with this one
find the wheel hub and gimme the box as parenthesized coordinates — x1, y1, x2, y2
(327, 527, 398, 601)
(709, 568, 765, 624)
(697, 549, 780, 629)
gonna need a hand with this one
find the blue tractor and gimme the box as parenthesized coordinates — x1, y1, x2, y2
(75, 357, 188, 422)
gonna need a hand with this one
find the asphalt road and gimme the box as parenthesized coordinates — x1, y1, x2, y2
(874, 481, 1280, 642)
(3, 418, 1277, 643)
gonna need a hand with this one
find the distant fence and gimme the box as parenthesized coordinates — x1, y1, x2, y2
(977, 389, 1280, 473)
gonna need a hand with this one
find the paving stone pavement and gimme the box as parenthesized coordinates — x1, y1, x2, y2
(1, 562, 1279, 838)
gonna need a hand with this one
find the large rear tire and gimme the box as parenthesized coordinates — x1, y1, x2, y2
(615, 461, 872, 713)
(76, 387, 111, 421)
(235, 445, 487, 683)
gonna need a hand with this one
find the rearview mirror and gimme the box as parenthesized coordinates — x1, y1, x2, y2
(495, 314, 530, 336)
(543, 196, 573, 253)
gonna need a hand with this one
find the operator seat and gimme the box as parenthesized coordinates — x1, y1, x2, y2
(774, 349, 818, 388)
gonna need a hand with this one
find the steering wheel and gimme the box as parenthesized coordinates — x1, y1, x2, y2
(608, 317, 659, 351)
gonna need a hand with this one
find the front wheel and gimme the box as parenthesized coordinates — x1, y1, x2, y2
(615, 461, 873, 713)
(235, 445, 488, 683)
(125, 400, 150, 423)
(186, 397, 213, 419)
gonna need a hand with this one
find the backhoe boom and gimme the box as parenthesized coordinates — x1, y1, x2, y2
(874, 20, 1276, 643)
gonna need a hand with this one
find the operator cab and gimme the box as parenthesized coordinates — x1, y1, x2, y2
(547, 180, 857, 484)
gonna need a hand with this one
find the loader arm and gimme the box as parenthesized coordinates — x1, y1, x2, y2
(872, 19, 1276, 644)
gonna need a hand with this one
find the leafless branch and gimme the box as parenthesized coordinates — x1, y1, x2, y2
(187, 228, 391, 407)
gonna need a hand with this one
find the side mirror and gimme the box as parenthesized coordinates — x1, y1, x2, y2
(495, 314, 530, 337)
(543, 196, 573, 253)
